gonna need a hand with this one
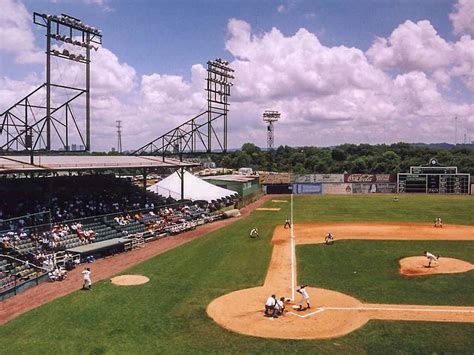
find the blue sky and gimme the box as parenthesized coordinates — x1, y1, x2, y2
(16, 0, 456, 78)
(1, 0, 473, 151)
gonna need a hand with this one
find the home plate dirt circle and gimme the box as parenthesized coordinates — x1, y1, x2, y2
(399, 256, 474, 276)
(111, 275, 150, 286)
(207, 287, 368, 340)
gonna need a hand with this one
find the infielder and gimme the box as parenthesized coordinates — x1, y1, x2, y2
(284, 218, 291, 229)
(297, 285, 310, 310)
(434, 217, 443, 228)
(424, 251, 440, 267)
(325, 233, 334, 245)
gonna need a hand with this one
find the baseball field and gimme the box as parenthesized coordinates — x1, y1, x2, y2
(1, 195, 473, 353)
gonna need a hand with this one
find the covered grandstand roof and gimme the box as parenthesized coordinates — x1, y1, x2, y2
(0, 155, 197, 174)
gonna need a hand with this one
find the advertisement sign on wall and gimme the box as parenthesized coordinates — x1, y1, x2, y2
(344, 174, 396, 183)
(293, 174, 344, 183)
(352, 183, 397, 193)
(292, 183, 323, 194)
(322, 183, 353, 194)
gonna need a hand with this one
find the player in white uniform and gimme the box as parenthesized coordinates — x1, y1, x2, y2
(275, 297, 286, 315)
(250, 228, 259, 238)
(264, 294, 277, 317)
(325, 233, 334, 245)
(424, 251, 440, 267)
(297, 285, 310, 310)
(434, 217, 443, 228)
(82, 267, 92, 290)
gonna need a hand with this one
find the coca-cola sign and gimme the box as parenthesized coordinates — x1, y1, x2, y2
(344, 174, 395, 183)
(345, 174, 376, 183)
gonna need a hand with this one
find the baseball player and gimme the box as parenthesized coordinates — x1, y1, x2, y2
(325, 233, 334, 245)
(424, 251, 440, 267)
(265, 294, 278, 318)
(82, 267, 92, 290)
(284, 218, 291, 229)
(434, 217, 443, 228)
(275, 296, 286, 316)
(250, 228, 259, 238)
(297, 285, 310, 310)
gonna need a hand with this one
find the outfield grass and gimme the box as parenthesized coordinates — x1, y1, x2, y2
(0, 195, 473, 354)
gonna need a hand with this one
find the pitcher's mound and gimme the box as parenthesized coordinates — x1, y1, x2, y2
(111, 275, 150, 286)
(400, 256, 473, 276)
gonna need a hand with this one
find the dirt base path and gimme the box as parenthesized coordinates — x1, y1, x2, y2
(0, 195, 272, 325)
(207, 222, 474, 340)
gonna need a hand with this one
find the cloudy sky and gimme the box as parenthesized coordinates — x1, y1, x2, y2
(1, 0, 473, 151)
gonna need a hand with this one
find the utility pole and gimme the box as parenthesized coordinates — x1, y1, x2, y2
(454, 116, 458, 145)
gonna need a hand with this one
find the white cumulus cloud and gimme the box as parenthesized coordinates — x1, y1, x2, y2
(0, 0, 42, 63)
(366, 20, 454, 72)
(450, 0, 474, 35)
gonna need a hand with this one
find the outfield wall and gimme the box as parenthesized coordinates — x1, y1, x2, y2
(291, 174, 396, 195)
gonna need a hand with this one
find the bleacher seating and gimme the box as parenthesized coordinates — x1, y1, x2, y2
(0, 256, 42, 293)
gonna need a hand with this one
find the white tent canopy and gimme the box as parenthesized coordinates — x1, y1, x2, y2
(147, 171, 238, 202)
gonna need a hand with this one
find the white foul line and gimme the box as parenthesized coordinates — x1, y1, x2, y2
(288, 306, 474, 318)
(290, 192, 295, 301)
(324, 306, 474, 313)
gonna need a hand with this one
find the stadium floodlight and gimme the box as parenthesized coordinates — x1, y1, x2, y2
(0, 11, 104, 153)
(263, 110, 281, 150)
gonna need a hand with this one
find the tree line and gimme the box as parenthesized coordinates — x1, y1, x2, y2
(210, 143, 474, 174)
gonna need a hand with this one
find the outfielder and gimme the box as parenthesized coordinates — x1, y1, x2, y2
(424, 251, 440, 267)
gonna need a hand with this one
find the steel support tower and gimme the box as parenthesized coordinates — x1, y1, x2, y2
(0, 12, 102, 153)
(132, 58, 234, 160)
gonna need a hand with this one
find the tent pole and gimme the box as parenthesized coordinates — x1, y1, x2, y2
(180, 167, 185, 200)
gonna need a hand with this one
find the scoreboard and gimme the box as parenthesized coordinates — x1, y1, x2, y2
(397, 173, 470, 194)
(397, 158, 471, 194)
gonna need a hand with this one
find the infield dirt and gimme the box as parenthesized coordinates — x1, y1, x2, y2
(207, 222, 474, 339)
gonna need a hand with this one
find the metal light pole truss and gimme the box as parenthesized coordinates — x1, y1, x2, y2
(0, 12, 102, 153)
(132, 58, 234, 160)
(263, 110, 280, 150)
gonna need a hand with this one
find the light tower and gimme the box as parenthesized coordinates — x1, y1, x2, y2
(0, 12, 103, 152)
(263, 110, 280, 150)
(116, 120, 122, 153)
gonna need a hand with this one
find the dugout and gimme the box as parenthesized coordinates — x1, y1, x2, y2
(259, 172, 291, 194)
(201, 174, 260, 199)
(397, 158, 470, 194)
